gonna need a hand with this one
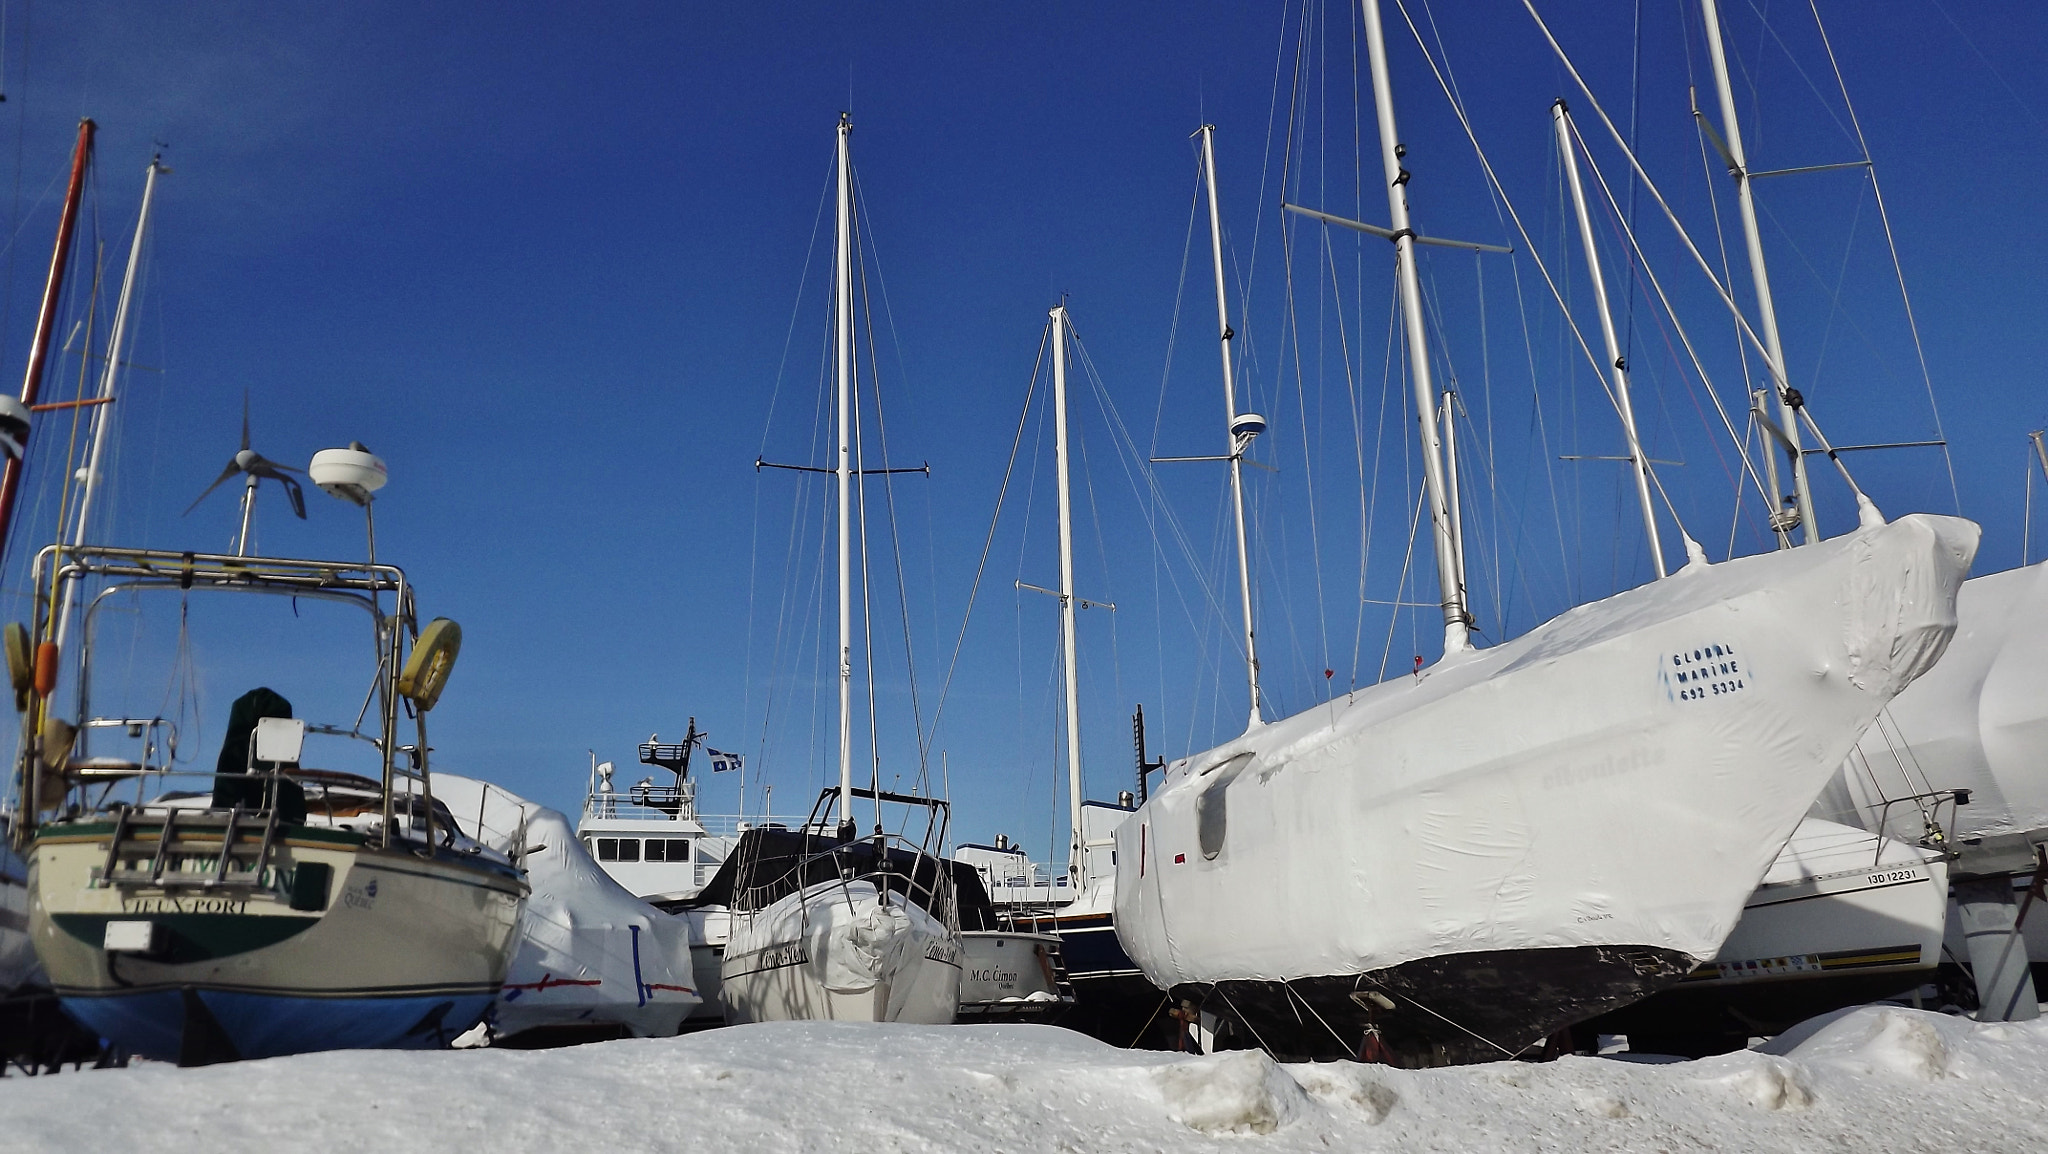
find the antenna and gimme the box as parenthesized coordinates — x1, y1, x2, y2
(309, 442, 389, 563)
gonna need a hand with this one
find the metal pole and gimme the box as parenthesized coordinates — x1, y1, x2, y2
(834, 114, 855, 831)
(1700, 0, 1816, 545)
(236, 473, 257, 557)
(1050, 305, 1086, 887)
(55, 156, 165, 654)
(1196, 125, 1264, 726)
(0, 119, 95, 557)
(1360, 0, 1469, 655)
(1553, 102, 1667, 578)
(1440, 393, 1470, 607)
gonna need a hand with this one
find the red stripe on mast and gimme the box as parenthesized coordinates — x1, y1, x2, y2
(0, 117, 96, 555)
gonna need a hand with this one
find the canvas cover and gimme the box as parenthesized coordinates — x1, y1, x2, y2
(1113, 514, 1977, 988)
(434, 775, 698, 1038)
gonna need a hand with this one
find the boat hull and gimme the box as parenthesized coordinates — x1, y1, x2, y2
(956, 930, 1069, 1022)
(1590, 819, 1950, 1050)
(29, 821, 523, 1063)
(1116, 514, 1978, 1064)
(1191, 944, 1693, 1064)
(720, 880, 961, 1025)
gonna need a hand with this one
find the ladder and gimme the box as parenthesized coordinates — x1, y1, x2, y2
(99, 806, 281, 891)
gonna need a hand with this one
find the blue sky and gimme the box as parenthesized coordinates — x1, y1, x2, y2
(1, 2, 2043, 860)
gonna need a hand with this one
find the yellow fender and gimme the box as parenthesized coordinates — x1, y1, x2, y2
(4, 622, 29, 712)
(398, 617, 462, 711)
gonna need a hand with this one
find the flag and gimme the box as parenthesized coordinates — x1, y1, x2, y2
(707, 748, 744, 773)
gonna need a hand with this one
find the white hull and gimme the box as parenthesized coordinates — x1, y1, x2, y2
(721, 880, 961, 1025)
(683, 907, 729, 1025)
(1114, 514, 1976, 1060)
(1706, 819, 1949, 986)
(957, 930, 1068, 1019)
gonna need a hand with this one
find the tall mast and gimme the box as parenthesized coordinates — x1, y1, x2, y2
(0, 119, 95, 557)
(1440, 393, 1470, 602)
(1553, 102, 1666, 578)
(1699, 0, 1815, 546)
(55, 155, 166, 654)
(1050, 305, 1086, 885)
(834, 113, 855, 831)
(1360, 0, 1469, 655)
(1195, 125, 1264, 727)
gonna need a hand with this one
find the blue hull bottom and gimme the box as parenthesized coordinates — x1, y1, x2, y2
(62, 988, 494, 1063)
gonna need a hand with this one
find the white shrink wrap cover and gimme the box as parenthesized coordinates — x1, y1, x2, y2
(1113, 514, 1975, 1058)
(721, 879, 960, 1024)
(1820, 562, 2048, 843)
(434, 776, 700, 1039)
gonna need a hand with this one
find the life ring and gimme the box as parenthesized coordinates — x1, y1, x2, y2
(398, 617, 462, 711)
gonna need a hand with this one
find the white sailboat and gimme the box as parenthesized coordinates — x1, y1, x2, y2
(1816, 557, 2048, 1020)
(717, 114, 962, 1026)
(1541, 20, 1954, 1051)
(1109, 0, 1979, 1066)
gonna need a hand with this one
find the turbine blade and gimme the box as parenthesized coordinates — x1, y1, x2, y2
(183, 460, 242, 516)
(240, 391, 251, 452)
(279, 473, 307, 519)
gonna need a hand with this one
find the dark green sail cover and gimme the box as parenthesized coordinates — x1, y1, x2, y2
(211, 687, 306, 823)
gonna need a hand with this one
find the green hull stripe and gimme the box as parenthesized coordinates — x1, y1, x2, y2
(52, 911, 319, 963)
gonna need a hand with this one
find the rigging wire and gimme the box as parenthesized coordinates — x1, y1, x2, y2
(745, 152, 836, 797)
(1805, 0, 1961, 513)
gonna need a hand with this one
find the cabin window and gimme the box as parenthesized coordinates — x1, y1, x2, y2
(1196, 785, 1227, 860)
(1198, 753, 1255, 861)
(596, 838, 619, 861)
(644, 838, 691, 863)
(617, 838, 641, 862)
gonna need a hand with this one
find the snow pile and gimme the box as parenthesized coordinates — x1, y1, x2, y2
(3, 1007, 2045, 1151)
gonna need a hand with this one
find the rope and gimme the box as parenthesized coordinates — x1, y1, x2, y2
(1367, 980, 1523, 1059)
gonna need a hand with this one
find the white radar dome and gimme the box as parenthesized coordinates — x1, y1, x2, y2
(309, 444, 389, 505)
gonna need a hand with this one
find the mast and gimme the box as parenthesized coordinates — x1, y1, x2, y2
(1050, 305, 1086, 885)
(1195, 125, 1264, 727)
(834, 113, 855, 832)
(1553, 102, 1667, 578)
(1440, 393, 1470, 602)
(1699, 0, 1815, 546)
(54, 155, 166, 654)
(1360, 0, 1469, 655)
(0, 119, 95, 556)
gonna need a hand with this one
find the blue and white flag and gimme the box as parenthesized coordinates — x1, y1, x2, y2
(707, 748, 744, 773)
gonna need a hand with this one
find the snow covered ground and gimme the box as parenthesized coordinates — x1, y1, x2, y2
(2, 1006, 2044, 1152)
